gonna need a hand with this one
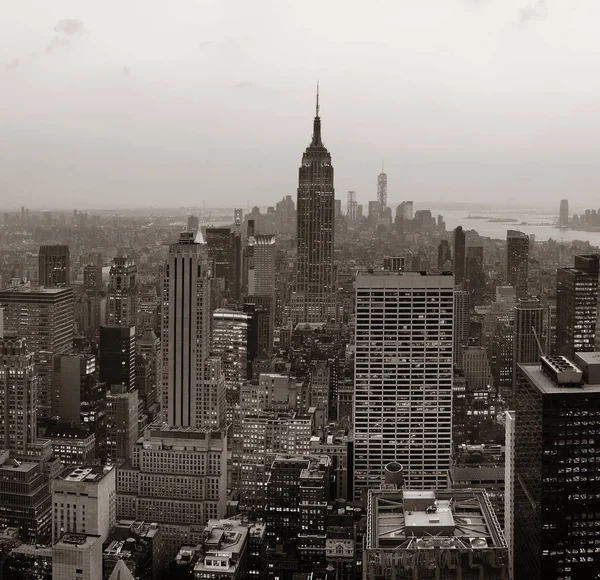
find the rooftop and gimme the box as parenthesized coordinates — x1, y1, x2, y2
(58, 464, 114, 483)
(367, 488, 505, 551)
(55, 533, 101, 549)
(519, 363, 600, 395)
(194, 520, 249, 575)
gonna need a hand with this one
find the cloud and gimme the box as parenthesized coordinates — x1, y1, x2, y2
(46, 18, 85, 54)
(5, 58, 20, 70)
(519, 1, 547, 23)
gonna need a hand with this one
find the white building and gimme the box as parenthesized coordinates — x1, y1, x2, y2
(52, 464, 116, 544)
(52, 533, 103, 580)
(353, 271, 454, 497)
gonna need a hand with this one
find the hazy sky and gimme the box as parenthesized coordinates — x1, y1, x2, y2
(2, 0, 600, 210)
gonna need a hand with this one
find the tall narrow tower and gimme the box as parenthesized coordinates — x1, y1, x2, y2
(162, 231, 217, 428)
(108, 256, 138, 326)
(377, 165, 387, 209)
(507, 230, 529, 299)
(294, 87, 336, 323)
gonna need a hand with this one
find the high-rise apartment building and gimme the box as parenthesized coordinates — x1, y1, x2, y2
(161, 231, 213, 428)
(515, 355, 600, 579)
(556, 254, 599, 360)
(108, 256, 138, 326)
(559, 199, 569, 227)
(0, 334, 37, 456)
(0, 282, 73, 419)
(377, 169, 387, 209)
(38, 244, 70, 288)
(453, 226, 466, 285)
(354, 271, 453, 496)
(507, 230, 529, 299)
(294, 92, 336, 324)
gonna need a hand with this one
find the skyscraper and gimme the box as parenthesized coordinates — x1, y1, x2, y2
(0, 282, 74, 419)
(99, 325, 136, 390)
(107, 256, 138, 326)
(559, 199, 569, 227)
(515, 355, 600, 579)
(346, 191, 357, 221)
(0, 334, 37, 456)
(206, 227, 242, 306)
(466, 245, 485, 304)
(294, 89, 336, 323)
(453, 226, 466, 285)
(507, 230, 529, 299)
(556, 254, 599, 359)
(512, 298, 543, 398)
(354, 271, 453, 496)
(161, 231, 214, 428)
(39, 244, 70, 288)
(377, 167, 387, 209)
(453, 290, 469, 367)
(437, 239, 451, 271)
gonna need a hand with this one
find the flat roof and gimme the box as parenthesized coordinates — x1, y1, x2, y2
(58, 464, 113, 483)
(574, 351, 600, 366)
(367, 488, 505, 551)
(519, 363, 600, 395)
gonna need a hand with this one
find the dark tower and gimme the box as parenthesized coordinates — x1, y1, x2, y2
(38, 244, 70, 288)
(453, 226, 466, 285)
(293, 86, 336, 323)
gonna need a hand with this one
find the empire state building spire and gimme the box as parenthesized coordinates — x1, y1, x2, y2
(311, 82, 323, 147)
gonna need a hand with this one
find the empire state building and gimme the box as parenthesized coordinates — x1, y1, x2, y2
(293, 90, 336, 323)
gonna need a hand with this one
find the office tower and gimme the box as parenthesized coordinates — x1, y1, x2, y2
(0, 335, 36, 456)
(105, 385, 138, 462)
(116, 425, 227, 560)
(83, 264, 103, 296)
(528, 257, 541, 296)
(187, 214, 199, 234)
(453, 226, 466, 285)
(46, 425, 96, 466)
(506, 230, 529, 299)
(556, 254, 599, 359)
(38, 244, 70, 287)
(244, 223, 276, 352)
(453, 290, 469, 367)
(512, 298, 543, 396)
(515, 355, 600, 579)
(239, 411, 311, 507)
(437, 239, 452, 271)
(462, 346, 493, 390)
(505, 410, 516, 580)
(162, 231, 214, 428)
(108, 256, 138, 326)
(544, 294, 557, 354)
(234, 208, 243, 231)
(403, 201, 414, 220)
(265, 455, 331, 579)
(377, 168, 387, 209)
(51, 464, 116, 543)
(0, 450, 51, 543)
(213, 308, 252, 390)
(137, 329, 161, 415)
(466, 245, 485, 304)
(368, 200, 382, 224)
(206, 227, 242, 305)
(99, 325, 136, 390)
(294, 90, 336, 324)
(346, 190, 357, 221)
(52, 533, 103, 580)
(0, 283, 73, 419)
(559, 199, 569, 227)
(53, 354, 106, 457)
(354, 271, 453, 496)
(365, 486, 507, 580)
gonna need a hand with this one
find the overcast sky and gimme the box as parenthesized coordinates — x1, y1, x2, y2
(1, 0, 600, 210)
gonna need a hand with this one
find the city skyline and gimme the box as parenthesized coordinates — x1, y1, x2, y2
(3, 2, 600, 208)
